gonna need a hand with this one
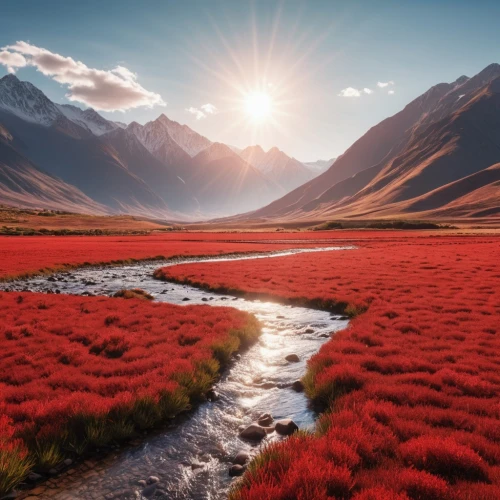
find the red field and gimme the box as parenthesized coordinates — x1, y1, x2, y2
(155, 235, 500, 499)
(0, 230, 463, 281)
(0, 292, 259, 494)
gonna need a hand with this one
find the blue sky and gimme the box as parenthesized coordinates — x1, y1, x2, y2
(1, 0, 499, 161)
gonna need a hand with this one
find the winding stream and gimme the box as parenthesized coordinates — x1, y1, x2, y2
(2, 246, 353, 500)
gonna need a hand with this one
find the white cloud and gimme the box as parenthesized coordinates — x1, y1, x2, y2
(377, 80, 395, 88)
(0, 50, 27, 73)
(201, 103, 217, 114)
(186, 107, 206, 120)
(1, 41, 165, 111)
(388, 90, 395, 95)
(187, 103, 218, 119)
(363, 88, 373, 94)
(338, 87, 362, 97)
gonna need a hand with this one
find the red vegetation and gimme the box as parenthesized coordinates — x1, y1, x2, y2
(0, 292, 259, 493)
(157, 235, 500, 499)
(0, 230, 440, 281)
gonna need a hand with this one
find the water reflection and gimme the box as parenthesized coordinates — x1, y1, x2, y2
(2, 247, 353, 499)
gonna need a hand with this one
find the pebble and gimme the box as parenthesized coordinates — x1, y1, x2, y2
(275, 419, 299, 436)
(233, 451, 250, 465)
(206, 389, 219, 401)
(239, 424, 266, 441)
(257, 413, 273, 426)
(147, 476, 160, 484)
(141, 483, 157, 498)
(229, 464, 245, 477)
(292, 380, 304, 392)
(285, 353, 300, 363)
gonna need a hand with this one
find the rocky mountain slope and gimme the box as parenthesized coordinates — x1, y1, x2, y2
(0, 74, 306, 218)
(235, 64, 500, 222)
(0, 123, 108, 213)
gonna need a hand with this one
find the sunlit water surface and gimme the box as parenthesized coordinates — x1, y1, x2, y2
(2, 247, 353, 499)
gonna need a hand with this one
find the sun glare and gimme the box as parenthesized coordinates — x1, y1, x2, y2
(244, 91, 273, 122)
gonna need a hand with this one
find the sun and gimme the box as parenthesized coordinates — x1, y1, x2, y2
(244, 91, 273, 122)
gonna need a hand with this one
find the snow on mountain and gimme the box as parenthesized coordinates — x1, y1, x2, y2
(0, 74, 120, 136)
(128, 114, 212, 160)
(156, 114, 212, 156)
(126, 118, 191, 166)
(57, 104, 119, 135)
(0, 74, 61, 125)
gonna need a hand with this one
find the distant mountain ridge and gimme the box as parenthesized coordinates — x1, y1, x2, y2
(230, 63, 500, 223)
(239, 145, 314, 192)
(0, 74, 316, 218)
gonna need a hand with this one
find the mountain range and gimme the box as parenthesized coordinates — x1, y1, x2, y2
(2, 63, 499, 225)
(233, 63, 500, 223)
(0, 74, 327, 219)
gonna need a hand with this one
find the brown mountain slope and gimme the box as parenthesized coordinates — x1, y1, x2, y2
(244, 78, 463, 219)
(314, 76, 500, 219)
(412, 163, 500, 218)
(0, 110, 174, 218)
(0, 126, 108, 213)
(232, 64, 500, 223)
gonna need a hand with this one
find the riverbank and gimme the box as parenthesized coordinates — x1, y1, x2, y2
(0, 292, 260, 496)
(156, 235, 500, 499)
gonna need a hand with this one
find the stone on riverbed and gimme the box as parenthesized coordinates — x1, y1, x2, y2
(206, 388, 219, 401)
(229, 464, 246, 477)
(275, 419, 299, 436)
(147, 476, 160, 484)
(257, 413, 273, 426)
(285, 353, 300, 363)
(141, 483, 157, 498)
(233, 451, 250, 465)
(292, 380, 304, 392)
(239, 424, 266, 441)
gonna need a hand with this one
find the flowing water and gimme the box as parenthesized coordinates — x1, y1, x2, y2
(2, 247, 353, 500)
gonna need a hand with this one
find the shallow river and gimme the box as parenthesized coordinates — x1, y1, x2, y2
(2, 246, 352, 500)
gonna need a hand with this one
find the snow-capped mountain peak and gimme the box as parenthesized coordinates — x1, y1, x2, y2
(57, 104, 119, 135)
(153, 114, 212, 157)
(0, 74, 120, 135)
(0, 74, 61, 125)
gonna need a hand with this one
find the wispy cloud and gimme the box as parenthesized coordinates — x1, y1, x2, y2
(0, 41, 165, 111)
(388, 90, 395, 95)
(201, 103, 217, 114)
(186, 103, 218, 119)
(338, 87, 362, 97)
(363, 88, 373, 94)
(186, 107, 206, 120)
(377, 80, 395, 88)
(0, 50, 27, 73)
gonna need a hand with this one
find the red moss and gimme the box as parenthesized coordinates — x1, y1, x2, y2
(160, 235, 500, 498)
(0, 291, 259, 493)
